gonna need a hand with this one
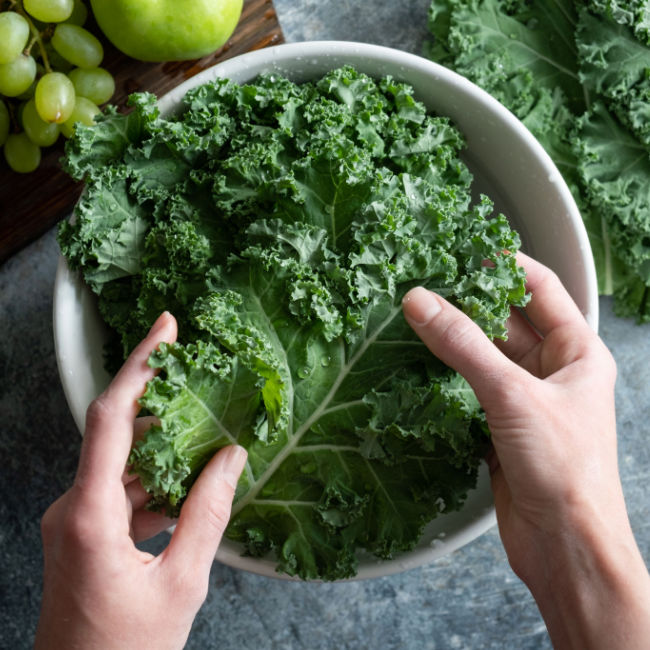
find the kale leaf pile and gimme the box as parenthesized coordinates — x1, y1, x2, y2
(59, 66, 527, 580)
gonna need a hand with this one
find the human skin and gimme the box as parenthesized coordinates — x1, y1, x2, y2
(34, 312, 248, 650)
(402, 252, 650, 650)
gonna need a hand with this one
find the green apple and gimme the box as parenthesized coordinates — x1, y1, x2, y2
(89, 0, 243, 62)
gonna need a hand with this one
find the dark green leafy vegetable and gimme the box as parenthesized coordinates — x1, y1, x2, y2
(426, 0, 650, 322)
(59, 66, 528, 580)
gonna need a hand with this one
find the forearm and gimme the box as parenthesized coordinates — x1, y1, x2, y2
(523, 513, 650, 649)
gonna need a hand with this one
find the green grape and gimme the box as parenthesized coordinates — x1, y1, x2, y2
(60, 95, 99, 138)
(23, 0, 74, 23)
(16, 79, 37, 101)
(14, 61, 45, 100)
(22, 98, 60, 146)
(0, 54, 37, 97)
(0, 99, 9, 146)
(64, 0, 88, 26)
(4, 132, 41, 173)
(51, 24, 103, 68)
(34, 71, 75, 123)
(0, 12, 30, 64)
(68, 66, 115, 105)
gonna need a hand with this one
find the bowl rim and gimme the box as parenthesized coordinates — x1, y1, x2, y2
(53, 40, 598, 581)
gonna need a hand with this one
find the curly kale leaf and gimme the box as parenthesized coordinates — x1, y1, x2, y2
(426, 0, 650, 322)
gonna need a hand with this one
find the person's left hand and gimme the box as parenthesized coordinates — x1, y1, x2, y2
(34, 312, 248, 650)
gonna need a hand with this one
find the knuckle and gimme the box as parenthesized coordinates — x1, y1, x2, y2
(61, 513, 91, 546)
(40, 503, 59, 543)
(40, 495, 71, 546)
(170, 568, 209, 606)
(486, 369, 528, 409)
(606, 352, 617, 382)
(546, 323, 594, 369)
(84, 395, 112, 430)
(537, 265, 563, 293)
(595, 341, 617, 382)
(202, 493, 233, 537)
(60, 500, 101, 550)
(436, 313, 478, 357)
(189, 576, 210, 606)
(585, 334, 618, 386)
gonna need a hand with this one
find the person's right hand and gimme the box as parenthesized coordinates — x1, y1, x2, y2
(403, 253, 650, 650)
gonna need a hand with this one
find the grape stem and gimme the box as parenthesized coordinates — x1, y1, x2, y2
(13, 1, 52, 73)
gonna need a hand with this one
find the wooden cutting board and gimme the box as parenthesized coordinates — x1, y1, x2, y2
(0, 0, 284, 264)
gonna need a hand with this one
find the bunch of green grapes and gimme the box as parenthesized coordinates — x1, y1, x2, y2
(0, 0, 115, 173)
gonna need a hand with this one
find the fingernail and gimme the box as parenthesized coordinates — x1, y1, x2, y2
(402, 287, 441, 325)
(147, 311, 171, 337)
(215, 445, 248, 490)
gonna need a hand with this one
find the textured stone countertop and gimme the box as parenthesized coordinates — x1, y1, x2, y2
(1, 2, 649, 648)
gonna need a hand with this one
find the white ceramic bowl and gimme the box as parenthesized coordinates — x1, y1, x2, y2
(54, 41, 598, 580)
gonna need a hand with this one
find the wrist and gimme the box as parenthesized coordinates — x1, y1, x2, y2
(522, 505, 650, 650)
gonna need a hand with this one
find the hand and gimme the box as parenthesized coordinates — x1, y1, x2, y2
(403, 253, 650, 650)
(35, 312, 248, 650)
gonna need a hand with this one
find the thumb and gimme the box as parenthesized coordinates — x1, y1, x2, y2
(402, 287, 521, 407)
(163, 445, 248, 578)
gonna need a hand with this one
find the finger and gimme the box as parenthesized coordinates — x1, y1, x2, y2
(125, 478, 153, 511)
(494, 306, 542, 367)
(163, 446, 248, 578)
(133, 416, 159, 444)
(131, 509, 177, 543)
(101, 312, 177, 423)
(121, 416, 160, 484)
(517, 252, 588, 336)
(122, 480, 175, 542)
(402, 287, 524, 406)
(76, 312, 177, 492)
